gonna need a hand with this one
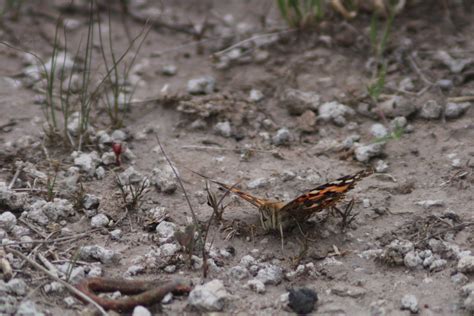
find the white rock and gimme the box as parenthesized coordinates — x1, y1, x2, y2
(74, 151, 100, 175)
(161, 65, 177, 76)
(458, 256, 474, 273)
(245, 279, 265, 294)
(228, 265, 250, 280)
(83, 194, 100, 210)
(419, 100, 442, 119)
(151, 166, 177, 194)
(390, 116, 408, 130)
(318, 101, 355, 126)
(435, 50, 472, 73)
(7, 278, 27, 295)
(429, 259, 447, 272)
(400, 294, 418, 313)
(240, 255, 256, 268)
(88, 265, 102, 277)
(272, 127, 292, 146)
(404, 251, 422, 269)
(187, 76, 215, 95)
(249, 89, 264, 102)
(375, 160, 389, 172)
(160, 243, 180, 256)
(63, 296, 76, 307)
(111, 130, 127, 142)
(156, 221, 177, 242)
(132, 305, 151, 316)
(378, 95, 416, 118)
(164, 265, 176, 273)
(188, 279, 229, 312)
(214, 121, 232, 138)
(101, 152, 116, 165)
(125, 264, 145, 277)
(370, 123, 388, 138)
(354, 143, 384, 162)
(79, 245, 118, 263)
(256, 264, 283, 285)
(15, 300, 45, 316)
(119, 167, 144, 185)
(281, 89, 321, 115)
(91, 214, 109, 228)
(445, 102, 470, 119)
(110, 229, 122, 240)
(0, 212, 17, 232)
(452, 273, 469, 285)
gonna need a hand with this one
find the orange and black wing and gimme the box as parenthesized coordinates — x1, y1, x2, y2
(279, 168, 373, 216)
(191, 170, 268, 208)
(210, 179, 268, 208)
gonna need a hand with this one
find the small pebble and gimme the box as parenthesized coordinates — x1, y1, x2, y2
(400, 294, 419, 313)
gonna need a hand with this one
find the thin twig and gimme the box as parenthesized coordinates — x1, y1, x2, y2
(4, 229, 101, 246)
(447, 96, 474, 103)
(213, 28, 296, 57)
(8, 162, 23, 190)
(181, 145, 275, 154)
(4, 247, 108, 316)
(407, 54, 435, 86)
(154, 134, 198, 226)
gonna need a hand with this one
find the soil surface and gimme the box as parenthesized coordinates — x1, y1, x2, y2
(0, 1, 474, 315)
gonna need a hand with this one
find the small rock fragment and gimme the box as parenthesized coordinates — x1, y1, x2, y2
(187, 76, 215, 95)
(272, 127, 292, 146)
(281, 89, 321, 115)
(419, 100, 442, 119)
(151, 166, 177, 194)
(318, 101, 355, 126)
(90, 214, 109, 228)
(451, 273, 468, 285)
(249, 89, 264, 102)
(354, 143, 384, 162)
(82, 194, 100, 210)
(133, 305, 152, 316)
(429, 259, 447, 272)
(15, 300, 45, 316)
(0, 212, 17, 232)
(245, 279, 265, 294)
(228, 265, 249, 280)
(79, 245, 118, 263)
(370, 123, 388, 138)
(156, 221, 177, 242)
(188, 279, 229, 312)
(161, 65, 177, 76)
(445, 102, 471, 119)
(435, 50, 472, 73)
(214, 121, 233, 138)
(378, 95, 416, 118)
(73, 151, 100, 175)
(400, 294, 419, 313)
(7, 278, 27, 295)
(404, 251, 422, 269)
(375, 159, 389, 172)
(118, 167, 144, 185)
(458, 256, 474, 273)
(256, 264, 283, 285)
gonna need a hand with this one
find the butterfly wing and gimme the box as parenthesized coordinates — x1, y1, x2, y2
(209, 179, 268, 208)
(279, 169, 373, 216)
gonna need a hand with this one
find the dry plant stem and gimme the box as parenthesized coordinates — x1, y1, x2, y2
(8, 162, 23, 189)
(4, 246, 108, 316)
(181, 145, 276, 154)
(154, 134, 198, 227)
(36, 252, 60, 278)
(415, 221, 474, 246)
(5, 229, 101, 246)
(447, 96, 474, 102)
(76, 277, 191, 312)
(407, 54, 435, 86)
(213, 28, 296, 57)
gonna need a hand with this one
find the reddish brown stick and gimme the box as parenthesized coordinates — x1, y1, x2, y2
(75, 277, 191, 312)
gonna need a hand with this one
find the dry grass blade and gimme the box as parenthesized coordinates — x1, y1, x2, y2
(4, 246, 108, 316)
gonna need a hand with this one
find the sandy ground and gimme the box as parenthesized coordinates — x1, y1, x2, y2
(0, 1, 473, 315)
